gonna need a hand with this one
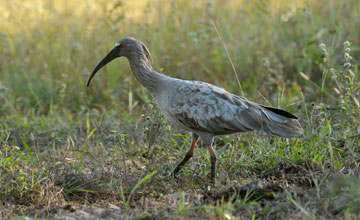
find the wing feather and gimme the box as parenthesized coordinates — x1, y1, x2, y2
(164, 79, 302, 137)
(167, 80, 261, 135)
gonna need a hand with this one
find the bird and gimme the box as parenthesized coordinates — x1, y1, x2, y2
(87, 37, 303, 184)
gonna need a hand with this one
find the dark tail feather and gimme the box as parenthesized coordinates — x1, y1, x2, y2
(259, 105, 303, 138)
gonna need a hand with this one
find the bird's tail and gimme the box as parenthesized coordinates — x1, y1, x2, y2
(259, 105, 303, 138)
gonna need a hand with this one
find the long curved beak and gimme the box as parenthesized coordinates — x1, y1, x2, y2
(87, 47, 120, 87)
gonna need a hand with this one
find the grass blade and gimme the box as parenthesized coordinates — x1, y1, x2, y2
(126, 170, 157, 207)
(21, 137, 36, 165)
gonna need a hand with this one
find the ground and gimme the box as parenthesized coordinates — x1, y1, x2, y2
(1, 105, 360, 219)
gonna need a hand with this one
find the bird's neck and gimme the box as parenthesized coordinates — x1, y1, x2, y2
(128, 55, 164, 94)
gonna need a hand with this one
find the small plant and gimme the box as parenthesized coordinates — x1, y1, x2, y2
(120, 170, 157, 209)
(317, 41, 360, 139)
(205, 199, 236, 220)
(329, 174, 360, 214)
(287, 191, 316, 220)
(175, 190, 190, 216)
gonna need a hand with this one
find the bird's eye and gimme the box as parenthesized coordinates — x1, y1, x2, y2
(119, 43, 126, 48)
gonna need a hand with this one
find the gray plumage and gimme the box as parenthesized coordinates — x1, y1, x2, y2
(165, 80, 303, 143)
(87, 37, 303, 183)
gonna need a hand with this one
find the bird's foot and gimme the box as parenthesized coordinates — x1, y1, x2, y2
(206, 172, 215, 185)
(168, 168, 178, 178)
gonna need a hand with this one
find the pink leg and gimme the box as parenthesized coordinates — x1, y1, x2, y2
(207, 145, 217, 184)
(170, 139, 197, 176)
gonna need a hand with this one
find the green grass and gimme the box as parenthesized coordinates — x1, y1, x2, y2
(1, 0, 360, 219)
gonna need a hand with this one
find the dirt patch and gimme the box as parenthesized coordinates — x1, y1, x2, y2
(204, 181, 281, 202)
(261, 161, 321, 186)
(205, 161, 322, 203)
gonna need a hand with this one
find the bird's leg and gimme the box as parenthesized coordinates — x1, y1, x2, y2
(169, 136, 198, 177)
(207, 145, 217, 184)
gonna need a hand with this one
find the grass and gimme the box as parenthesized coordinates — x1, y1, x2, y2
(1, 0, 360, 219)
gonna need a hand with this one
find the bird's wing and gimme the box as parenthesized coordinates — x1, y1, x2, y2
(167, 80, 264, 135)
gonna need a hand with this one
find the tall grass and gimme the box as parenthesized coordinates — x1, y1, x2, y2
(1, 0, 359, 116)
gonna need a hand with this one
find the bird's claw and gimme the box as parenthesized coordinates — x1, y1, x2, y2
(168, 170, 178, 178)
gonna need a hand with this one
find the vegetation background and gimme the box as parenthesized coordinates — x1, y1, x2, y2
(0, 0, 359, 219)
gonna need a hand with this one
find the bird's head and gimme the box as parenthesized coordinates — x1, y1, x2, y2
(87, 37, 152, 87)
